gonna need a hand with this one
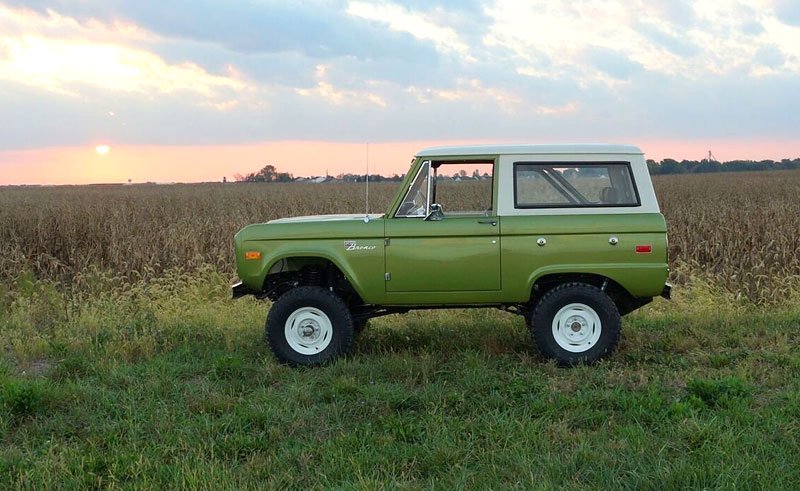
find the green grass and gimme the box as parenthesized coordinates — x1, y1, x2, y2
(1, 271, 799, 489)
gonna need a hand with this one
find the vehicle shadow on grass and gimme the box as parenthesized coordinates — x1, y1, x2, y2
(351, 311, 539, 360)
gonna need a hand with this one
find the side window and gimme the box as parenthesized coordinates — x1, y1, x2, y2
(514, 168, 571, 206)
(432, 162, 494, 215)
(514, 162, 639, 208)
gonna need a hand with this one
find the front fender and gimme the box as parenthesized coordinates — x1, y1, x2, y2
(239, 238, 386, 304)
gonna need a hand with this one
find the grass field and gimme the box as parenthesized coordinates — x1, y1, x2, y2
(1, 171, 800, 488)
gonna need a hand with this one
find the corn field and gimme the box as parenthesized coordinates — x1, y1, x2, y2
(1, 170, 799, 304)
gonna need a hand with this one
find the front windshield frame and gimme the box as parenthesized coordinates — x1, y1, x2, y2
(394, 160, 431, 218)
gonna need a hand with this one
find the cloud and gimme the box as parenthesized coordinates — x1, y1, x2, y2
(773, 0, 800, 26)
(740, 20, 765, 35)
(755, 45, 786, 67)
(347, 1, 471, 58)
(3, 0, 441, 62)
(152, 40, 320, 88)
(607, 69, 796, 136)
(0, 5, 247, 106)
(0, 35, 246, 98)
(583, 46, 644, 80)
(636, 22, 699, 57)
(644, 0, 697, 25)
(389, 0, 485, 13)
(0, 0, 798, 156)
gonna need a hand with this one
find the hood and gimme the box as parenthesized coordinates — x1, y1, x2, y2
(268, 213, 385, 224)
(236, 213, 385, 241)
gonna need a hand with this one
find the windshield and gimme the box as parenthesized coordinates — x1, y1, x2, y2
(396, 161, 430, 217)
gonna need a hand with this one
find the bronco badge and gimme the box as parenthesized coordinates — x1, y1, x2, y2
(344, 241, 376, 251)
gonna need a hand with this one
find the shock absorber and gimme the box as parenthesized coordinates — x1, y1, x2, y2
(300, 267, 322, 286)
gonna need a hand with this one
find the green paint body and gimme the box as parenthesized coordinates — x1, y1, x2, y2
(234, 157, 668, 307)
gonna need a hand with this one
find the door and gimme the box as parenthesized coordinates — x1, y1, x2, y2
(385, 215, 501, 292)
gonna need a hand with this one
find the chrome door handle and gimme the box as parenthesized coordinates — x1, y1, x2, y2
(478, 219, 497, 226)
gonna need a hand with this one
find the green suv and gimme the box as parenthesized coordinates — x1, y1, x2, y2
(233, 144, 670, 366)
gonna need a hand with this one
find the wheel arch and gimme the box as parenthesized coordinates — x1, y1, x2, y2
(530, 272, 651, 316)
(261, 253, 366, 305)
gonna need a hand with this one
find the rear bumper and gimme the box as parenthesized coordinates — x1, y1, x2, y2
(661, 282, 672, 300)
(232, 281, 259, 299)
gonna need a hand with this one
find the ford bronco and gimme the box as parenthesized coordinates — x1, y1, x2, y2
(232, 144, 670, 366)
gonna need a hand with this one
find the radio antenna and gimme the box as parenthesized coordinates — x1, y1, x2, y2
(365, 143, 370, 215)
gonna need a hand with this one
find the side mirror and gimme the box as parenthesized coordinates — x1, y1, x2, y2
(425, 203, 444, 221)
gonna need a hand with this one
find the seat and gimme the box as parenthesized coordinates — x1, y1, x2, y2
(600, 187, 619, 204)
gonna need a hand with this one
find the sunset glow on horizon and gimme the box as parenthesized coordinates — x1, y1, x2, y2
(1, 1, 798, 185)
(3, 137, 800, 186)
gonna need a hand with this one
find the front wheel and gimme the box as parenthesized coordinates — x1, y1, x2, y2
(354, 319, 370, 335)
(531, 283, 621, 365)
(266, 286, 355, 366)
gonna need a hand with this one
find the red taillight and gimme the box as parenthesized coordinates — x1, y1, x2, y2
(635, 245, 652, 253)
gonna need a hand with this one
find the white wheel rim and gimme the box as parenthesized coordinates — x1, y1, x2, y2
(284, 307, 333, 355)
(551, 303, 602, 353)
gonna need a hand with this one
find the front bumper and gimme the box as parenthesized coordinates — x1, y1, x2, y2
(232, 281, 259, 299)
(661, 282, 672, 300)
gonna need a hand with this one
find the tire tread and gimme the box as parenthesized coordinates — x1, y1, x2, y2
(266, 286, 354, 366)
(530, 282, 621, 365)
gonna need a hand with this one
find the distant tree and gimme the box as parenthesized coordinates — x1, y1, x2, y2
(577, 166, 604, 177)
(660, 159, 683, 174)
(695, 160, 722, 173)
(238, 164, 293, 183)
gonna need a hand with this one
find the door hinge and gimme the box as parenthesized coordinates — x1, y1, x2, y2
(385, 272, 391, 281)
(384, 238, 391, 246)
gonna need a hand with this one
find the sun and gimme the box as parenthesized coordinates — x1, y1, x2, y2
(95, 145, 111, 156)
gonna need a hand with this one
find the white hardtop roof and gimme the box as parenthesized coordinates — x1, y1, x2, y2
(416, 143, 642, 157)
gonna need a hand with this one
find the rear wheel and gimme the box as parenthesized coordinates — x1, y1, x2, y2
(530, 283, 621, 365)
(266, 286, 355, 366)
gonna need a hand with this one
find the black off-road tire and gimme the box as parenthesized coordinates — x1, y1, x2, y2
(530, 282, 621, 366)
(266, 286, 355, 367)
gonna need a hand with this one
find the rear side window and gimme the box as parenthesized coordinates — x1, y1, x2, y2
(514, 162, 640, 208)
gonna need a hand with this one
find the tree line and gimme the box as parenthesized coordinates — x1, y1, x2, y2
(233, 165, 405, 183)
(646, 158, 800, 175)
(235, 158, 800, 183)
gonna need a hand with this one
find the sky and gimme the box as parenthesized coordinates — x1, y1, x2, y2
(0, 0, 799, 184)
